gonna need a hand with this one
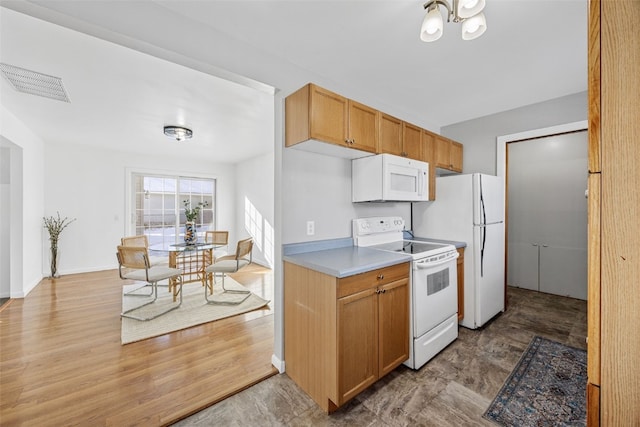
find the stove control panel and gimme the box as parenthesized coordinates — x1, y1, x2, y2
(353, 216, 405, 237)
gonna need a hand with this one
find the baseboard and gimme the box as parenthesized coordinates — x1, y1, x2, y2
(271, 354, 285, 373)
(44, 264, 118, 277)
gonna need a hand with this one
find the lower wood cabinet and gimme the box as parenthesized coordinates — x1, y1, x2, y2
(284, 261, 410, 412)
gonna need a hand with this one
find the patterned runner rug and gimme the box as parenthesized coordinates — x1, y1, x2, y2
(121, 277, 270, 344)
(484, 336, 587, 426)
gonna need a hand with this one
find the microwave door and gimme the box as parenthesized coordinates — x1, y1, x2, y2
(385, 164, 420, 201)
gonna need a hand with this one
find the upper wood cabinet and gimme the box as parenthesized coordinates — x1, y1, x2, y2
(378, 113, 403, 156)
(402, 122, 423, 161)
(285, 82, 463, 177)
(348, 100, 378, 153)
(285, 84, 377, 154)
(435, 135, 463, 173)
(422, 131, 436, 200)
(379, 114, 427, 162)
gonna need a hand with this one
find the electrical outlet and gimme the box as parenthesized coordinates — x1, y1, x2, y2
(306, 221, 315, 236)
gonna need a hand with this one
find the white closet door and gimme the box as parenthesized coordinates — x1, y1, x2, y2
(507, 131, 587, 299)
(506, 242, 538, 291)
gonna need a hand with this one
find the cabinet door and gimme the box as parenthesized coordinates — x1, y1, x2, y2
(337, 287, 378, 405)
(309, 85, 348, 146)
(422, 131, 436, 200)
(403, 122, 423, 160)
(435, 136, 451, 169)
(379, 113, 403, 156)
(378, 278, 409, 377)
(348, 100, 378, 153)
(450, 141, 463, 172)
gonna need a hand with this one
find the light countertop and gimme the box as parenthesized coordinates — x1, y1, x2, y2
(282, 234, 465, 279)
(283, 239, 411, 278)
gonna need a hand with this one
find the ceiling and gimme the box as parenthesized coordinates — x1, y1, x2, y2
(0, 0, 587, 164)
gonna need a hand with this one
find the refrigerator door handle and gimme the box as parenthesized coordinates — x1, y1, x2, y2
(480, 225, 486, 277)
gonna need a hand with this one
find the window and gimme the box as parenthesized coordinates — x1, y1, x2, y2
(133, 174, 215, 248)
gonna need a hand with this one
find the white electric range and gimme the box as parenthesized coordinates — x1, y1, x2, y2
(353, 216, 459, 370)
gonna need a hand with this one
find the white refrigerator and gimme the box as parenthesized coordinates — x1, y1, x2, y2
(414, 173, 505, 329)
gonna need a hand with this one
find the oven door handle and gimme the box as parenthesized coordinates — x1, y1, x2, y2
(413, 253, 459, 269)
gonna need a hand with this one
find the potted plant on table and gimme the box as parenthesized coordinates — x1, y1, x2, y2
(183, 200, 208, 244)
(43, 212, 76, 278)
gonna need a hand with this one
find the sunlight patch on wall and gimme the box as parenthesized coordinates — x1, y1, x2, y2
(244, 197, 273, 267)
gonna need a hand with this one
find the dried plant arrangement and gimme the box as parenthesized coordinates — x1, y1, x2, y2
(43, 212, 76, 278)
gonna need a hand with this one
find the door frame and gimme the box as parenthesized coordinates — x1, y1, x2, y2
(496, 120, 587, 306)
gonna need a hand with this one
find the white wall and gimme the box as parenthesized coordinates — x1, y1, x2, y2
(441, 91, 588, 175)
(281, 148, 413, 244)
(0, 105, 45, 297)
(235, 151, 275, 267)
(43, 141, 236, 275)
(0, 145, 10, 297)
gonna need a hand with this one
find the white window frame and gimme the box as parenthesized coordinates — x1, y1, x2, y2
(125, 168, 218, 246)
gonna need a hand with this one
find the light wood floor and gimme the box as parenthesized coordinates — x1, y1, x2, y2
(0, 264, 277, 426)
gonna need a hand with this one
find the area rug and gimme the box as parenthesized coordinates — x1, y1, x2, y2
(483, 336, 587, 427)
(121, 278, 270, 345)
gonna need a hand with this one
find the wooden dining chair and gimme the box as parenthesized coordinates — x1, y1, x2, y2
(204, 230, 229, 262)
(121, 235, 168, 266)
(116, 245, 183, 321)
(203, 237, 253, 305)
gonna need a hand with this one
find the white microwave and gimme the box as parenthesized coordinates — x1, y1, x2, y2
(352, 154, 429, 202)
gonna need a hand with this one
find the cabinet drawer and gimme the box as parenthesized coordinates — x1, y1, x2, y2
(338, 262, 409, 298)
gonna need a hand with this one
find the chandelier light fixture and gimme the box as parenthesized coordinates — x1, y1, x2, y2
(163, 125, 193, 141)
(420, 0, 487, 42)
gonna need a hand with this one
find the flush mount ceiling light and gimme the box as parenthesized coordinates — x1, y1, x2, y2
(163, 125, 193, 141)
(420, 0, 487, 42)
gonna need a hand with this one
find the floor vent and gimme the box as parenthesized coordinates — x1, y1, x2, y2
(0, 63, 70, 103)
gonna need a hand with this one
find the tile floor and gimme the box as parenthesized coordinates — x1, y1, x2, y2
(174, 286, 587, 427)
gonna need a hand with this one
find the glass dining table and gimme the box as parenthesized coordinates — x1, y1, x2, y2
(149, 242, 220, 298)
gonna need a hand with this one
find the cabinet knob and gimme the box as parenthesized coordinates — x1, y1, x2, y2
(377, 274, 384, 280)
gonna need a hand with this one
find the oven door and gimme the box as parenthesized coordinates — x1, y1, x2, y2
(412, 254, 458, 337)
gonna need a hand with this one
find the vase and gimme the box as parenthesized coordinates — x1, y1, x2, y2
(50, 245, 60, 278)
(184, 221, 198, 244)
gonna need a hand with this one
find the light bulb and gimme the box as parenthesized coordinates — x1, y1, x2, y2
(420, 5, 444, 42)
(461, 12, 486, 40)
(457, 0, 485, 19)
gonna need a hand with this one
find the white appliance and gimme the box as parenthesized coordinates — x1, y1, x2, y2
(415, 173, 505, 329)
(352, 154, 429, 202)
(353, 216, 458, 370)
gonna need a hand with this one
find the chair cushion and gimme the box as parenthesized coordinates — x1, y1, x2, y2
(205, 259, 249, 273)
(149, 255, 169, 266)
(123, 266, 182, 282)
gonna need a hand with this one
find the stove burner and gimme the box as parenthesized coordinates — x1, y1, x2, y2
(370, 240, 451, 256)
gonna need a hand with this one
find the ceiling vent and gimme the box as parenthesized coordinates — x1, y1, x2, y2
(0, 63, 70, 103)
